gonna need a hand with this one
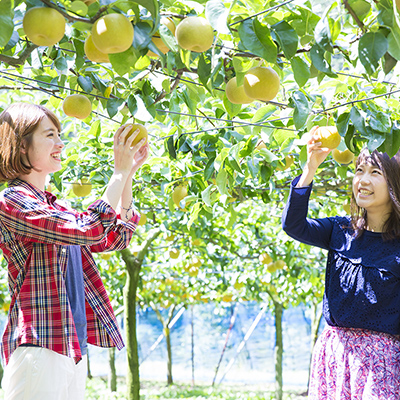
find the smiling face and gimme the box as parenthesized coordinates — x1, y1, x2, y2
(352, 161, 392, 218)
(20, 116, 64, 181)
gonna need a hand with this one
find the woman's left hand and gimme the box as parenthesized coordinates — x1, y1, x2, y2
(129, 140, 149, 176)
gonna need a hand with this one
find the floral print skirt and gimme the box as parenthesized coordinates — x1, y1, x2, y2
(309, 325, 400, 399)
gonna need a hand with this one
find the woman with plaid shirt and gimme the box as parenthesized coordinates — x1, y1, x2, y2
(0, 102, 148, 399)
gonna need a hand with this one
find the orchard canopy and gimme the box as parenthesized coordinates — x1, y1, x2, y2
(1, 0, 400, 217)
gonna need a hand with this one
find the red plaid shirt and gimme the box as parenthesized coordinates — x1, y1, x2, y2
(0, 178, 139, 365)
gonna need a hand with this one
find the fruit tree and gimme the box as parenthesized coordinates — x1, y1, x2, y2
(1, 0, 400, 399)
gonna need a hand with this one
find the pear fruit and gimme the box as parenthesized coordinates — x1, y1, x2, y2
(175, 16, 214, 52)
(243, 66, 280, 102)
(23, 7, 65, 47)
(63, 94, 92, 120)
(225, 77, 253, 104)
(72, 178, 92, 197)
(259, 253, 273, 265)
(315, 126, 341, 149)
(125, 124, 148, 146)
(84, 34, 110, 63)
(332, 149, 354, 164)
(172, 186, 188, 209)
(92, 14, 134, 54)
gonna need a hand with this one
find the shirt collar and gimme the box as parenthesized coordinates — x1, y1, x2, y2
(8, 178, 58, 205)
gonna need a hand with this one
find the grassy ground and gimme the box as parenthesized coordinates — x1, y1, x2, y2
(85, 377, 308, 400)
(0, 377, 308, 399)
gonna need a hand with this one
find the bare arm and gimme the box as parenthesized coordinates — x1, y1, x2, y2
(101, 124, 146, 212)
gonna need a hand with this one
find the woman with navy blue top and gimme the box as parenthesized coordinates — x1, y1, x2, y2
(282, 126, 400, 399)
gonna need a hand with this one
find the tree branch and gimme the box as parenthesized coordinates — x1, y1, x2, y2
(154, 71, 183, 104)
(39, 0, 93, 24)
(342, 0, 366, 32)
(0, 43, 39, 67)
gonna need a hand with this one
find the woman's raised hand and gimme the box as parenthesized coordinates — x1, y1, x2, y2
(296, 126, 332, 188)
(305, 126, 332, 171)
(113, 124, 147, 176)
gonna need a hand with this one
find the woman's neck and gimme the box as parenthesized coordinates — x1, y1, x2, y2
(17, 173, 47, 192)
(366, 211, 391, 232)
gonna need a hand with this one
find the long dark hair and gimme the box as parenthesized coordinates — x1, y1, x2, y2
(351, 148, 400, 240)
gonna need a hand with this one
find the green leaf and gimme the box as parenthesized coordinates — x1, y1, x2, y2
(252, 105, 277, 123)
(106, 98, 124, 118)
(77, 76, 93, 93)
(349, 0, 371, 18)
(270, 21, 298, 59)
(134, 0, 159, 29)
(232, 56, 254, 86)
(87, 119, 101, 138)
(198, 53, 211, 88)
(369, 111, 391, 133)
(166, 136, 176, 159)
(291, 91, 309, 130)
(205, 0, 230, 34)
(247, 158, 259, 179)
(0, 0, 14, 47)
(383, 52, 397, 75)
(216, 168, 229, 195)
(238, 19, 277, 63)
(366, 127, 385, 151)
(201, 185, 213, 207)
(350, 107, 367, 136)
(384, 121, 400, 157)
(132, 21, 152, 51)
(290, 57, 310, 87)
(314, 16, 333, 52)
(204, 158, 215, 181)
(387, 24, 400, 61)
(223, 96, 241, 117)
(258, 148, 278, 163)
(127, 95, 138, 116)
(73, 38, 85, 70)
(337, 112, 350, 137)
(159, 24, 178, 52)
(358, 32, 388, 75)
(54, 56, 68, 71)
(188, 202, 202, 229)
(109, 48, 139, 76)
(310, 44, 336, 76)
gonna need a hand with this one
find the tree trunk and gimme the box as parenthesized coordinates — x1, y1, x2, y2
(274, 302, 284, 400)
(120, 230, 161, 400)
(153, 304, 177, 386)
(108, 347, 117, 392)
(86, 348, 92, 380)
(123, 259, 141, 400)
(165, 326, 173, 385)
(0, 361, 3, 387)
(212, 304, 238, 386)
(191, 305, 195, 386)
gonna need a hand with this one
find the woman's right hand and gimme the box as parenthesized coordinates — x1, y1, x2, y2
(113, 124, 146, 176)
(296, 126, 332, 188)
(101, 124, 146, 211)
(305, 125, 332, 171)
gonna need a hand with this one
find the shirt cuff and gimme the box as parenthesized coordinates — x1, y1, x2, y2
(291, 175, 313, 197)
(116, 209, 140, 232)
(88, 199, 117, 229)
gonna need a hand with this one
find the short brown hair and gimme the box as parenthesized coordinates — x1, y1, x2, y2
(0, 103, 61, 183)
(351, 148, 400, 240)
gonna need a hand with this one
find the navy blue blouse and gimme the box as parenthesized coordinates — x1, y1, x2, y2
(282, 176, 400, 335)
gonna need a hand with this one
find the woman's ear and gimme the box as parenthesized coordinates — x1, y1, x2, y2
(19, 141, 27, 155)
